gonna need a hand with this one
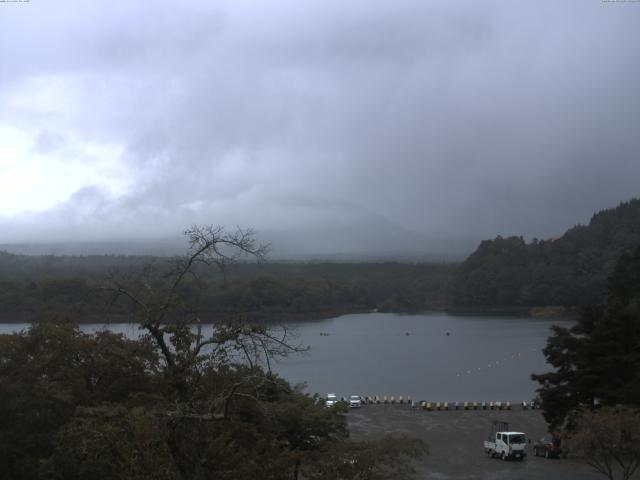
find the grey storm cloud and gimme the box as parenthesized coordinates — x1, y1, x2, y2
(1, 0, 639, 255)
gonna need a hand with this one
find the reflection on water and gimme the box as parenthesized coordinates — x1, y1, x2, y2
(0, 312, 569, 402)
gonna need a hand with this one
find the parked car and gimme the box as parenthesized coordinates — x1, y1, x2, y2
(533, 435, 562, 458)
(325, 393, 338, 407)
(349, 395, 362, 408)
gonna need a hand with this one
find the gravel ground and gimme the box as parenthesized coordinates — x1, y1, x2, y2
(347, 405, 604, 480)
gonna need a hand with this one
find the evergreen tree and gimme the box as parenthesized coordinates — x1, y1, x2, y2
(532, 246, 640, 431)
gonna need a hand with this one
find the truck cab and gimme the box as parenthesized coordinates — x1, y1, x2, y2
(484, 421, 527, 461)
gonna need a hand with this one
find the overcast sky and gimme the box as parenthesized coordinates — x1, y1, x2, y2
(1, 1, 639, 254)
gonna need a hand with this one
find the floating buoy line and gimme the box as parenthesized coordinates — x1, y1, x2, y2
(454, 346, 540, 378)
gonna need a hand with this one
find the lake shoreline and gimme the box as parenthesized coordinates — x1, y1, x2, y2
(0, 308, 373, 325)
(444, 305, 577, 319)
(0, 305, 576, 325)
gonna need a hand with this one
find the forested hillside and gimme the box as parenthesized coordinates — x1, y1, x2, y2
(0, 253, 453, 322)
(451, 199, 640, 309)
(2, 199, 639, 321)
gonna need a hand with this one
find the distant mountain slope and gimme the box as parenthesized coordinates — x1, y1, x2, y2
(451, 198, 640, 308)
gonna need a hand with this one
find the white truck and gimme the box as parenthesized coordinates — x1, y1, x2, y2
(484, 420, 527, 461)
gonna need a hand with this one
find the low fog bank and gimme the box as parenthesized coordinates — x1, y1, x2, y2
(0, 229, 478, 262)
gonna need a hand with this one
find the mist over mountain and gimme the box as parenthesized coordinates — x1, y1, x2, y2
(0, 226, 478, 262)
(2, 1, 640, 249)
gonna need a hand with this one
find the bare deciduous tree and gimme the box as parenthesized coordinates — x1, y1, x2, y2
(105, 225, 304, 401)
(568, 407, 640, 480)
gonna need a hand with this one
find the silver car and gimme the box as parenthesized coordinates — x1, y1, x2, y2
(349, 395, 362, 408)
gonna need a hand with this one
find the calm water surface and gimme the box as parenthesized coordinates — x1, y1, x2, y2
(0, 312, 569, 402)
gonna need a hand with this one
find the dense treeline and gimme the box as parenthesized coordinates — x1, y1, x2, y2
(0, 252, 454, 322)
(0, 323, 427, 480)
(451, 199, 640, 310)
(0, 323, 426, 480)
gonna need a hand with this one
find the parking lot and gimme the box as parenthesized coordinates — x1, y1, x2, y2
(347, 405, 603, 480)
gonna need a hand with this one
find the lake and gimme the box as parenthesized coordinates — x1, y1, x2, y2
(0, 312, 568, 403)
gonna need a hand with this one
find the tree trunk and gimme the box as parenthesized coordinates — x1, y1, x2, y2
(293, 459, 301, 480)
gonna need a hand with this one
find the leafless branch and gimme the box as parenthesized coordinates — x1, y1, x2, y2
(101, 225, 300, 391)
